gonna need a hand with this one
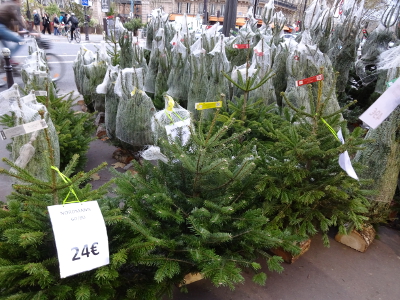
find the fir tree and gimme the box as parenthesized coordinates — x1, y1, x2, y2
(110, 111, 300, 296)
(255, 80, 371, 245)
(0, 122, 113, 299)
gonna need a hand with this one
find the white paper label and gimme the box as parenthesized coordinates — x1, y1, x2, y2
(337, 129, 358, 180)
(165, 118, 191, 146)
(47, 201, 110, 278)
(35, 91, 48, 96)
(359, 78, 400, 129)
(1, 119, 47, 140)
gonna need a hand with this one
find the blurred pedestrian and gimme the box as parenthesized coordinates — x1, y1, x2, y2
(33, 9, 40, 32)
(53, 13, 59, 35)
(42, 12, 50, 34)
(67, 12, 79, 42)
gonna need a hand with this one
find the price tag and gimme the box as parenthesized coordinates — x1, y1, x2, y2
(359, 78, 400, 129)
(47, 201, 110, 278)
(165, 118, 191, 146)
(195, 101, 222, 110)
(295, 74, 324, 87)
(0, 119, 47, 140)
(233, 44, 250, 49)
(337, 129, 358, 180)
(35, 91, 48, 96)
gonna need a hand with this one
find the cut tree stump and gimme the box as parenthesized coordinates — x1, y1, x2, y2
(271, 238, 311, 264)
(178, 273, 204, 287)
(335, 224, 376, 252)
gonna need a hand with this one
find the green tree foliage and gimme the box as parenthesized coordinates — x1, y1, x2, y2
(255, 81, 372, 245)
(109, 112, 301, 296)
(0, 124, 112, 299)
(123, 18, 144, 33)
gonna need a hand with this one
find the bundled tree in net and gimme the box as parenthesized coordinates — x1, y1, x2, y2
(96, 64, 120, 140)
(0, 85, 60, 182)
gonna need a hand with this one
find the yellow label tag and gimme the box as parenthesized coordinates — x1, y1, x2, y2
(195, 101, 222, 110)
(166, 95, 175, 112)
(131, 87, 137, 96)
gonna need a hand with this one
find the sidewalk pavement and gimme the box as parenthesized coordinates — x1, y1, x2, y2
(40, 32, 105, 43)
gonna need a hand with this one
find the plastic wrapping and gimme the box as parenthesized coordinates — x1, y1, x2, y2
(140, 145, 168, 163)
(261, 0, 275, 26)
(144, 28, 166, 94)
(151, 95, 191, 144)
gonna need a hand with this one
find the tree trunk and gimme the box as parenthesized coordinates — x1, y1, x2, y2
(335, 224, 376, 252)
(270, 238, 311, 264)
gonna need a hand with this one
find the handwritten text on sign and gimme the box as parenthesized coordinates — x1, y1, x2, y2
(47, 201, 109, 278)
(359, 78, 400, 129)
(296, 74, 324, 87)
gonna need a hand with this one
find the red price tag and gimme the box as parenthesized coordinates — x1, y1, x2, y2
(233, 44, 250, 49)
(295, 74, 324, 87)
(206, 25, 212, 29)
(254, 49, 264, 56)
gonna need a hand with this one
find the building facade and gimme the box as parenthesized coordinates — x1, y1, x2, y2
(91, 0, 301, 28)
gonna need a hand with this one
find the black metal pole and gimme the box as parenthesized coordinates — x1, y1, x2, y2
(2, 49, 14, 88)
(203, 0, 208, 25)
(84, 6, 89, 41)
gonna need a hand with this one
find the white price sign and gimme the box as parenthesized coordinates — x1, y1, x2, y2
(359, 78, 400, 129)
(47, 201, 109, 278)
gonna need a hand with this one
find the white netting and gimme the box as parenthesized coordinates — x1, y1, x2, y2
(166, 41, 190, 101)
(84, 60, 108, 112)
(144, 28, 166, 94)
(96, 65, 120, 139)
(261, 0, 275, 26)
(151, 95, 191, 143)
(206, 34, 231, 107)
(377, 45, 400, 70)
(4, 88, 60, 180)
(73, 46, 96, 96)
(283, 31, 341, 117)
(190, 37, 206, 56)
(115, 87, 156, 147)
(0, 84, 19, 116)
(140, 145, 168, 163)
(187, 54, 209, 113)
(114, 67, 146, 98)
(252, 38, 276, 105)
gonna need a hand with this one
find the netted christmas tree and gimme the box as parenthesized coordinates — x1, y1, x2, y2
(166, 39, 191, 102)
(284, 32, 342, 116)
(0, 85, 60, 182)
(96, 64, 120, 140)
(353, 48, 400, 223)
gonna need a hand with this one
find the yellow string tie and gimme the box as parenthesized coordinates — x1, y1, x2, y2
(51, 166, 85, 205)
(320, 117, 340, 142)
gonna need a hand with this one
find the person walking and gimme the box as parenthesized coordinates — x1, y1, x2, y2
(42, 12, 51, 34)
(67, 13, 79, 42)
(53, 13, 60, 35)
(33, 9, 40, 32)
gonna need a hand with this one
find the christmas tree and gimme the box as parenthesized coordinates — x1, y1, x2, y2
(111, 111, 300, 294)
(0, 123, 114, 299)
